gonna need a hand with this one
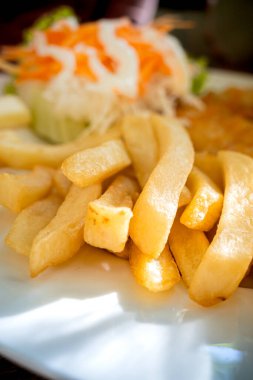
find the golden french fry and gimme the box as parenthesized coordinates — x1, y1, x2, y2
(84, 175, 139, 254)
(0, 166, 52, 212)
(120, 113, 158, 187)
(195, 152, 223, 189)
(189, 151, 253, 306)
(62, 139, 131, 187)
(169, 211, 209, 287)
(0, 95, 31, 128)
(0, 125, 120, 169)
(30, 184, 102, 277)
(180, 166, 223, 231)
(178, 186, 192, 208)
(130, 114, 194, 258)
(5, 194, 62, 256)
(120, 113, 191, 207)
(129, 242, 180, 292)
(53, 170, 71, 197)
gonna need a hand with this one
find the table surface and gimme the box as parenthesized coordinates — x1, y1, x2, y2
(0, 356, 45, 379)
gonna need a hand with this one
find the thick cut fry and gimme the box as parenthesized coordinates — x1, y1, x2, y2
(120, 113, 158, 187)
(62, 139, 131, 187)
(30, 184, 101, 277)
(0, 166, 52, 212)
(189, 151, 253, 306)
(53, 170, 71, 197)
(130, 114, 194, 258)
(84, 175, 139, 253)
(195, 152, 223, 189)
(178, 186, 192, 208)
(5, 194, 62, 256)
(0, 95, 31, 128)
(169, 211, 209, 287)
(180, 166, 223, 231)
(129, 242, 180, 292)
(0, 125, 120, 169)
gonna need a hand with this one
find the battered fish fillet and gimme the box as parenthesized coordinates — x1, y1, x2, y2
(177, 88, 253, 157)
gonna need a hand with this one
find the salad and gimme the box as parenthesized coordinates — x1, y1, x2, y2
(0, 7, 200, 143)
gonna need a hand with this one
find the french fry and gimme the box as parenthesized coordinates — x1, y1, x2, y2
(178, 186, 192, 207)
(0, 166, 52, 212)
(5, 194, 62, 256)
(189, 151, 253, 306)
(169, 211, 209, 287)
(130, 114, 194, 258)
(29, 184, 102, 277)
(180, 166, 223, 231)
(121, 113, 191, 207)
(195, 152, 223, 189)
(0, 95, 31, 128)
(120, 113, 158, 187)
(129, 242, 180, 292)
(0, 125, 120, 169)
(84, 175, 139, 254)
(61, 139, 131, 187)
(53, 170, 71, 197)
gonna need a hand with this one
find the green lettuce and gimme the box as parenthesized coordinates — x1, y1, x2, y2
(191, 57, 208, 95)
(23, 6, 77, 43)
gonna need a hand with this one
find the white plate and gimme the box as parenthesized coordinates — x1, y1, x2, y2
(1, 70, 253, 380)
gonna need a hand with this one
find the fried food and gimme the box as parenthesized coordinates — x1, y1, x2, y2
(61, 139, 131, 187)
(5, 194, 62, 256)
(0, 166, 52, 212)
(0, 125, 120, 169)
(189, 151, 253, 306)
(169, 210, 209, 287)
(195, 152, 223, 189)
(129, 242, 180, 292)
(180, 166, 223, 231)
(130, 114, 194, 258)
(84, 175, 139, 254)
(120, 113, 158, 188)
(178, 88, 253, 157)
(53, 170, 71, 197)
(30, 184, 101, 277)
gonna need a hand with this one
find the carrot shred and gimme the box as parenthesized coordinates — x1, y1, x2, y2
(3, 20, 174, 94)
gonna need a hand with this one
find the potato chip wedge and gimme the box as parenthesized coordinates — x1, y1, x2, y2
(130, 114, 194, 258)
(0, 95, 31, 128)
(62, 139, 131, 187)
(129, 242, 180, 292)
(0, 166, 52, 212)
(5, 194, 62, 256)
(169, 211, 209, 287)
(0, 125, 120, 169)
(180, 166, 223, 231)
(189, 151, 253, 306)
(120, 113, 158, 187)
(30, 184, 101, 277)
(195, 152, 223, 189)
(84, 175, 139, 253)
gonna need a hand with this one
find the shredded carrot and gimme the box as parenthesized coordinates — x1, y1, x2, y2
(117, 25, 171, 94)
(2, 19, 175, 95)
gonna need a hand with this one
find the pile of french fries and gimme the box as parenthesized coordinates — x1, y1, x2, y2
(1, 95, 253, 307)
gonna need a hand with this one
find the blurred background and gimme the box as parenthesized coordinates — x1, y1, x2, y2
(0, 0, 253, 73)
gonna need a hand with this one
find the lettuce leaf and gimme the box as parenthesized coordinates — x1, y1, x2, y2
(191, 57, 208, 95)
(23, 6, 77, 44)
